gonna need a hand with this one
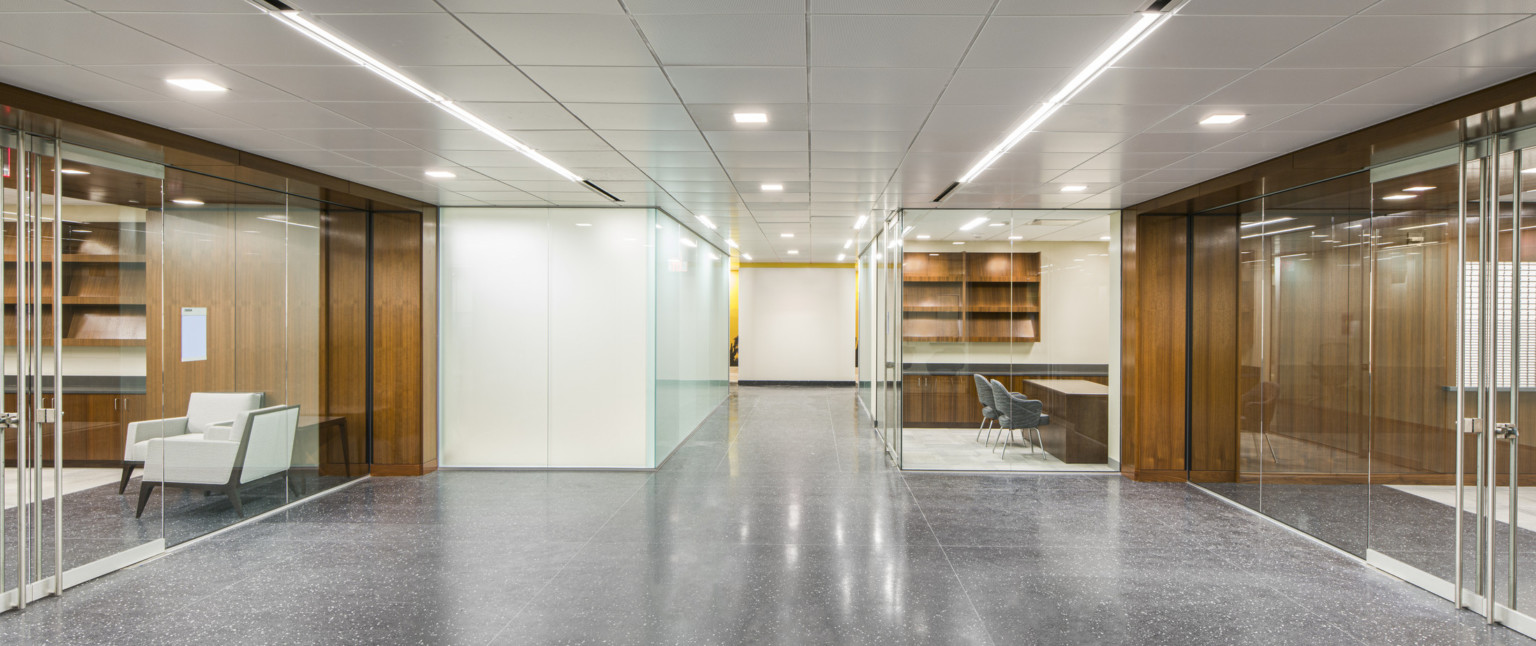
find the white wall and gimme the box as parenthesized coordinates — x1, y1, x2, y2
(738, 267, 856, 382)
(440, 208, 649, 468)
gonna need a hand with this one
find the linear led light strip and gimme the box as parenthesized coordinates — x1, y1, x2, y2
(957, 3, 1184, 185)
(252, 1, 582, 183)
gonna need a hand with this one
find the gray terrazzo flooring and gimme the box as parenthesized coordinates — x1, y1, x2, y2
(0, 385, 1530, 645)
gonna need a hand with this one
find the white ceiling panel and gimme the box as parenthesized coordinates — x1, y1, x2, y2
(635, 14, 806, 66)
(1179, 0, 1375, 15)
(313, 14, 504, 66)
(1419, 16, 1536, 68)
(512, 129, 615, 151)
(940, 67, 1069, 106)
(461, 14, 654, 66)
(1261, 104, 1419, 134)
(519, 66, 676, 103)
(436, 0, 622, 13)
(1198, 68, 1396, 105)
(715, 151, 810, 169)
(599, 129, 712, 151)
(809, 104, 931, 131)
(457, 102, 587, 130)
(666, 67, 806, 104)
(1119, 16, 1348, 69)
(685, 104, 809, 131)
(317, 101, 471, 130)
(809, 67, 953, 105)
(82, 100, 256, 130)
(1270, 14, 1525, 68)
(0, 13, 204, 66)
(810, 131, 917, 153)
(1328, 66, 1530, 104)
(396, 66, 549, 102)
(178, 128, 323, 153)
(703, 131, 809, 152)
(106, 13, 350, 66)
(964, 16, 1129, 68)
(301, 0, 446, 12)
(0, 65, 170, 103)
(810, 15, 983, 68)
(232, 65, 423, 102)
(565, 102, 696, 130)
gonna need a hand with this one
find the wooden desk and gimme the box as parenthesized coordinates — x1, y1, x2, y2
(1021, 379, 1109, 464)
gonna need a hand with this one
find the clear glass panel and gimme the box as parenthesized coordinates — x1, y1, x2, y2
(1505, 143, 1536, 614)
(654, 210, 730, 463)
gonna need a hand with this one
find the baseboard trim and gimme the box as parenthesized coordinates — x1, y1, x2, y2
(738, 380, 856, 387)
(371, 460, 437, 477)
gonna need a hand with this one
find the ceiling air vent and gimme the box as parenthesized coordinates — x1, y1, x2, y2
(582, 180, 622, 203)
(931, 181, 961, 203)
(250, 0, 295, 10)
(1142, 0, 1176, 11)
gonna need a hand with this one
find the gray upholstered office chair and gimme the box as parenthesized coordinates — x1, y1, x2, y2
(987, 379, 1012, 449)
(997, 392, 1048, 459)
(973, 374, 1000, 443)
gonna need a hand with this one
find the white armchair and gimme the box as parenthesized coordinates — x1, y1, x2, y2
(136, 404, 300, 518)
(119, 392, 264, 494)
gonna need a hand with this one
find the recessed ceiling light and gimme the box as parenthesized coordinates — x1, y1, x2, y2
(781, 233, 794, 238)
(166, 78, 227, 92)
(575, 223, 592, 227)
(952, 241, 966, 245)
(916, 235, 931, 240)
(988, 222, 1005, 227)
(1008, 236, 1023, 241)
(1100, 235, 1111, 241)
(424, 170, 456, 178)
(60, 169, 89, 175)
(1199, 114, 1246, 125)
(959, 217, 989, 231)
(1060, 185, 1088, 193)
(852, 215, 868, 229)
(172, 198, 204, 206)
(843, 239, 853, 249)
(787, 249, 799, 255)
(733, 112, 768, 124)
(1403, 186, 1435, 192)
(761, 183, 783, 192)
(836, 254, 845, 261)
(1382, 194, 1417, 201)
(696, 215, 716, 230)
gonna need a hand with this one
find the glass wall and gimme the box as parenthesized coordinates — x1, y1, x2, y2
(439, 207, 728, 469)
(896, 209, 1119, 472)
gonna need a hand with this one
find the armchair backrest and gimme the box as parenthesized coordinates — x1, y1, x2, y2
(186, 392, 265, 435)
(988, 379, 1010, 416)
(973, 374, 994, 408)
(1003, 393, 1044, 429)
(231, 405, 300, 484)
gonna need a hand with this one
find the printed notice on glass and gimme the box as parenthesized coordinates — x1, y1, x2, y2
(181, 307, 207, 362)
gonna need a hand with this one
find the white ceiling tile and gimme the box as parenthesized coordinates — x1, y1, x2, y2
(731, 168, 809, 182)
(460, 14, 653, 66)
(809, 67, 953, 104)
(1143, 103, 1310, 133)
(1269, 15, 1525, 68)
(812, 151, 905, 169)
(703, 131, 809, 152)
(333, 148, 455, 166)
(598, 129, 712, 151)
(1036, 103, 1181, 133)
(1158, 151, 1283, 171)
(1198, 68, 1397, 105)
(810, 131, 915, 153)
(392, 66, 548, 102)
(685, 104, 809, 131)
(81, 63, 300, 102)
(197, 101, 363, 130)
(105, 12, 351, 66)
(519, 66, 675, 103)
(317, 101, 470, 130)
(1327, 66, 1530, 104)
(964, 16, 1129, 68)
(82, 101, 257, 130)
(246, 148, 374, 168)
(457, 102, 587, 130)
(232, 65, 423, 101)
(564, 102, 695, 130)
(268, 128, 416, 151)
(939, 68, 1068, 105)
(302, 0, 447, 12)
(716, 151, 808, 168)
(810, 104, 931, 131)
(512, 130, 614, 151)
(993, 0, 1145, 14)
(814, 0, 993, 13)
(312, 14, 504, 66)
(1179, 0, 1376, 15)
(541, 151, 632, 166)
(177, 128, 321, 153)
(1069, 67, 1249, 105)
(389, 129, 509, 152)
(810, 15, 983, 68)
(1261, 104, 1418, 134)
(0, 65, 170, 102)
(0, 13, 205, 66)
(0, 42, 64, 66)
(1103, 132, 1243, 154)
(1419, 15, 1536, 68)
(635, 14, 805, 66)
(437, 0, 623, 13)
(1364, 0, 1536, 13)
(1119, 16, 1347, 68)
(666, 67, 807, 104)
(623, 151, 722, 168)
(1074, 151, 1190, 171)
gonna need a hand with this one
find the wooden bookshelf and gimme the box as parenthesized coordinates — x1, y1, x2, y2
(902, 251, 1041, 343)
(4, 221, 148, 347)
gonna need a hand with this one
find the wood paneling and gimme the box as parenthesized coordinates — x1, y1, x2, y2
(1189, 215, 1238, 480)
(1129, 215, 1188, 476)
(370, 209, 429, 474)
(323, 205, 368, 477)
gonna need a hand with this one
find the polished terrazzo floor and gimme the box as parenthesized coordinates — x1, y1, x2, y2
(0, 385, 1531, 645)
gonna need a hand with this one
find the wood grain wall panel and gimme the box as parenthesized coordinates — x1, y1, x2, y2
(157, 205, 237, 417)
(370, 209, 427, 474)
(235, 208, 289, 405)
(322, 205, 368, 477)
(1189, 215, 1238, 480)
(1132, 215, 1187, 476)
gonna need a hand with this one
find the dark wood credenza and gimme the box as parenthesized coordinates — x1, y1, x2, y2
(1019, 379, 1108, 464)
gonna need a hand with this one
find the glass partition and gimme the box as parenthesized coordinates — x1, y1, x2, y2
(896, 209, 1118, 471)
(653, 211, 730, 462)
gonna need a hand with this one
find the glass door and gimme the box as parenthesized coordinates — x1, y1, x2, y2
(883, 213, 903, 464)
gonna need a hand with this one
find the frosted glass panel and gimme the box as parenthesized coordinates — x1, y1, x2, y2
(440, 209, 550, 466)
(654, 213, 730, 462)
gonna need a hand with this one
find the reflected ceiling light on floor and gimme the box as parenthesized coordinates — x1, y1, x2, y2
(166, 78, 227, 92)
(1060, 185, 1088, 193)
(424, 170, 456, 179)
(852, 215, 868, 229)
(780, 232, 794, 238)
(958, 217, 989, 231)
(696, 215, 716, 230)
(1198, 114, 1246, 125)
(733, 112, 768, 124)
(1403, 186, 1436, 192)
(171, 198, 204, 206)
(1240, 224, 1315, 239)
(60, 169, 89, 175)
(1382, 194, 1417, 200)
(957, 3, 1184, 185)
(761, 183, 783, 191)
(253, 2, 582, 183)
(1239, 216, 1294, 228)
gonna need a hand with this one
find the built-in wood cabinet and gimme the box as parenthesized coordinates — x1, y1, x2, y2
(4, 221, 148, 347)
(902, 251, 1040, 343)
(4, 392, 144, 465)
(903, 373, 1108, 428)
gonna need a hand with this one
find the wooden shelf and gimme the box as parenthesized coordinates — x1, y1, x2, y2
(902, 275, 964, 283)
(968, 336, 1040, 343)
(903, 305, 962, 312)
(904, 336, 966, 343)
(966, 305, 1039, 313)
(902, 251, 1042, 343)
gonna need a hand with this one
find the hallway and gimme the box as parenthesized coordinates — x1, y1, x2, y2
(0, 386, 1527, 645)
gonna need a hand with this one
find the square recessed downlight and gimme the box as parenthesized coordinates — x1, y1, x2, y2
(843, 239, 852, 249)
(575, 223, 592, 227)
(836, 254, 845, 261)
(1060, 185, 1088, 193)
(1199, 113, 1246, 125)
(171, 198, 204, 206)
(780, 233, 794, 238)
(787, 249, 799, 255)
(852, 215, 868, 229)
(424, 170, 456, 178)
(743, 253, 753, 260)
(1101, 235, 1112, 241)
(733, 112, 768, 124)
(761, 183, 783, 192)
(166, 78, 228, 92)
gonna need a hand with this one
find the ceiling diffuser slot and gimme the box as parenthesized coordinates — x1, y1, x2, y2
(932, 181, 961, 203)
(582, 180, 622, 203)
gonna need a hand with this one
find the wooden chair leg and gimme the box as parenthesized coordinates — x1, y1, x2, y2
(225, 484, 244, 517)
(119, 463, 136, 494)
(135, 482, 156, 518)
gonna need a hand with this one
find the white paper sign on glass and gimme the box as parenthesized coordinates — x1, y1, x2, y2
(181, 307, 207, 362)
